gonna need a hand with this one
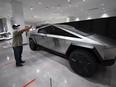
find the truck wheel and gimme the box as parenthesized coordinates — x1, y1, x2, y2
(69, 49, 98, 77)
(29, 39, 37, 50)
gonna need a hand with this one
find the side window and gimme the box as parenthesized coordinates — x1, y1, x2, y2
(38, 27, 47, 34)
(45, 26, 53, 34)
(50, 26, 80, 38)
(43, 26, 60, 35)
(37, 26, 80, 38)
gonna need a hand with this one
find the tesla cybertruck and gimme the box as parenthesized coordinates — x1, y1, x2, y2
(28, 24, 116, 77)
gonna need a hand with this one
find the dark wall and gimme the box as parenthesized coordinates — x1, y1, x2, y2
(92, 18, 108, 36)
(0, 19, 3, 33)
(60, 16, 116, 40)
(108, 17, 116, 39)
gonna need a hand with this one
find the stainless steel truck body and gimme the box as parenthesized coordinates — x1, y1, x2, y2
(28, 24, 116, 77)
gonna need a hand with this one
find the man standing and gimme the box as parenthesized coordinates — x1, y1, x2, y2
(12, 24, 32, 67)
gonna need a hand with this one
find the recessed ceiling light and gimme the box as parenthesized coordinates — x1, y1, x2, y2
(103, 8, 105, 9)
(101, 4, 104, 6)
(37, 69, 40, 73)
(30, 7, 33, 11)
(38, 2, 42, 4)
(64, 80, 67, 83)
(83, 0, 85, 2)
(101, 13, 109, 18)
(75, 18, 80, 21)
(66, 17, 70, 22)
(87, 17, 92, 20)
(68, 0, 70, 2)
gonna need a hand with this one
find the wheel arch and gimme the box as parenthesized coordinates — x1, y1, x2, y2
(66, 44, 101, 63)
(29, 36, 37, 44)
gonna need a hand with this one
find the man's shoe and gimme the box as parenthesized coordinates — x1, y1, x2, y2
(21, 61, 25, 63)
(16, 64, 23, 67)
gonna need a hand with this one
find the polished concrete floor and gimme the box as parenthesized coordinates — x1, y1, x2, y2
(0, 40, 116, 87)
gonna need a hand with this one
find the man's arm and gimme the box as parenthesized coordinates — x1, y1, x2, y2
(19, 25, 32, 33)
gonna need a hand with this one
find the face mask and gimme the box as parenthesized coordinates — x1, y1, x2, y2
(15, 27, 20, 30)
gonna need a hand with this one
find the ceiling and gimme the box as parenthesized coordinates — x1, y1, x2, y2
(0, 0, 116, 23)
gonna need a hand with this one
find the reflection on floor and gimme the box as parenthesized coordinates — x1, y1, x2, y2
(0, 40, 116, 87)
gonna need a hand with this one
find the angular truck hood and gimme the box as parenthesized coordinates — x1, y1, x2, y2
(87, 34, 116, 48)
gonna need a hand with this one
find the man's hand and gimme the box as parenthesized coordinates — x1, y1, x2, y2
(20, 25, 32, 32)
(29, 25, 32, 28)
(25, 25, 32, 29)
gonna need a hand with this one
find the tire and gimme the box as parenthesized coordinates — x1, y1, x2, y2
(69, 49, 98, 77)
(29, 39, 37, 50)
